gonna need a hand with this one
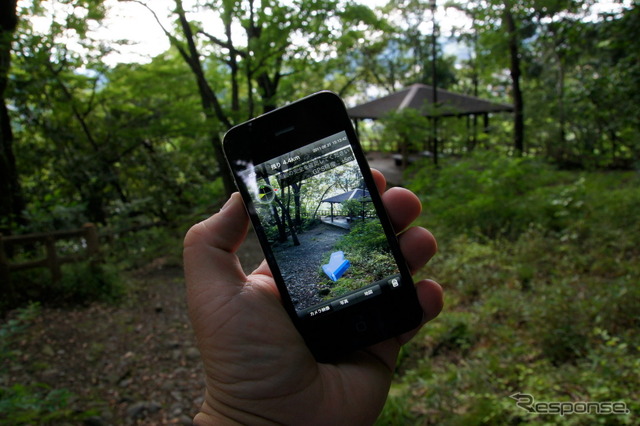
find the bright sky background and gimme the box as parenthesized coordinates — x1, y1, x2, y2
(85, 0, 470, 66)
(26, 0, 632, 67)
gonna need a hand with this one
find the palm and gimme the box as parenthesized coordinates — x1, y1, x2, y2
(189, 254, 395, 423)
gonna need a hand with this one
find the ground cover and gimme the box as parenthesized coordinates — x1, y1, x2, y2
(2, 154, 638, 425)
(377, 154, 640, 424)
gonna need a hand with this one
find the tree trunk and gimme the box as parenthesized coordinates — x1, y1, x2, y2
(291, 181, 303, 229)
(262, 176, 286, 242)
(431, 0, 439, 166)
(0, 0, 26, 231)
(312, 183, 335, 219)
(557, 54, 566, 150)
(503, 3, 524, 155)
(282, 202, 300, 246)
(271, 203, 287, 243)
(174, 0, 236, 195)
(273, 194, 299, 246)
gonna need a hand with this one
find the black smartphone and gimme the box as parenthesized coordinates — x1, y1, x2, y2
(223, 91, 423, 361)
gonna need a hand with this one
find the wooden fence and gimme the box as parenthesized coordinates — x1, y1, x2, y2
(0, 224, 100, 299)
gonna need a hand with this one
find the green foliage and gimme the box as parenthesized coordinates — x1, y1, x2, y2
(409, 152, 590, 239)
(0, 384, 93, 425)
(319, 220, 397, 298)
(337, 220, 390, 253)
(341, 199, 374, 219)
(10, 45, 214, 230)
(374, 384, 414, 425)
(8, 261, 123, 308)
(529, 6, 640, 168)
(104, 224, 185, 272)
(0, 303, 40, 363)
(363, 0, 459, 92)
(57, 261, 123, 305)
(380, 108, 431, 154)
(380, 154, 640, 424)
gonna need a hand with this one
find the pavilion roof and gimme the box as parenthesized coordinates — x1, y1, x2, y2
(347, 83, 514, 119)
(322, 188, 371, 204)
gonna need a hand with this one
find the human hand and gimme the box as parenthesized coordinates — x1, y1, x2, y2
(183, 169, 443, 425)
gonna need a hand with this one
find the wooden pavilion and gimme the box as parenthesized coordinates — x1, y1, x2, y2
(347, 83, 514, 155)
(321, 188, 371, 223)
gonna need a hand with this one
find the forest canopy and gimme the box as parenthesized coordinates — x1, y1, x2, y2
(1, 0, 638, 233)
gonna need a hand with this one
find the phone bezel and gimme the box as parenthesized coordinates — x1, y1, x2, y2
(222, 91, 423, 360)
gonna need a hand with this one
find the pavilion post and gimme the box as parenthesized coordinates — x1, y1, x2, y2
(471, 114, 478, 151)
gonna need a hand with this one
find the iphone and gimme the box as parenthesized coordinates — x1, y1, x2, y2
(223, 91, 423, 361)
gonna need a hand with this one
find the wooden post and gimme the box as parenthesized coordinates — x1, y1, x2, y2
(83, 223, 99, 257)
(472, 113, 478, 150)
(45, 235, 62, 282)
(0, 234, 8, 283)
(0, 233, 16, 305)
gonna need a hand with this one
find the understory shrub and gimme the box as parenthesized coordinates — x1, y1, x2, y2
(380, 154, 640, 424)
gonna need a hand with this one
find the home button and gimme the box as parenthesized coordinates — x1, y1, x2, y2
(354, 315, 368, 333)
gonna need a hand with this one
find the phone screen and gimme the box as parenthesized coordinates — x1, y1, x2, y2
(235, 130, 405, 318)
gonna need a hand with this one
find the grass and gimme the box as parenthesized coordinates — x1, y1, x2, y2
(376, 153, 640, 424)
(322, 220, 399, 298)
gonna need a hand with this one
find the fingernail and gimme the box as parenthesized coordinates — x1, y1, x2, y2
(220, 193, 238, 211)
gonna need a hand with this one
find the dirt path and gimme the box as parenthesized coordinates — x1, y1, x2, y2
(272, 223, 349, 311)
(1, 232, 265, 425)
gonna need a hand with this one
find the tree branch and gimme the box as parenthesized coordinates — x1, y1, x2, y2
(198, 30, 247, 58)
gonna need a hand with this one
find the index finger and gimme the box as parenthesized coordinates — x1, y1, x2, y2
(371, 168, 387, 194)
(371, 168, 422, 234)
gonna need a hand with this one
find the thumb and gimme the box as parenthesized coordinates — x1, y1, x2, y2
(183, 193, 249, 302)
